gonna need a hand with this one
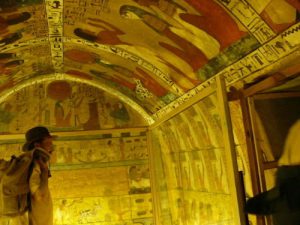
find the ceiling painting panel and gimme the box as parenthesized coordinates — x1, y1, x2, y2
(63, 0, 255, 80)
(65, 38, 190, 94)
(0, 0, 299, 120)
(0, 2, 48, 46)
(0, 44, 53, 92)
(63, 43, 180, 112)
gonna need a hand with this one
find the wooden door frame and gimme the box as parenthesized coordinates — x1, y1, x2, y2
(234, 74, 300, 225)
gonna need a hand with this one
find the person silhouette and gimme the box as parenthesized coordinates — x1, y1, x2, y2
(245, 119, 300, 225)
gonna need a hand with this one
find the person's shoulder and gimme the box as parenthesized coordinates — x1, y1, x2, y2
(293, 119, 300, 127)
(289, 120, 300, 134)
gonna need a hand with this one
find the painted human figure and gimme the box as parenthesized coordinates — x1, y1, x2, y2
(0, 59, 24, 75)
(0, 12, 31, 48)
(73, 17, 200, 88)
(91, 61, 169, 98)
(132, 0, 221, 59)
(69, 90, 84, 127)
(64, 48, 169, 98)
(0, 32, 23, 46)
(183, 0, 245, 49)
(0, 12, 31, 34)
(47, 81, 82, 128)
(74, 18, 128, 45)
(0, 102, 14, 132)
(128, 165, 151, 194)
(0, 52, 24, 75)
(191, 151, 207, 191)
(119, 5, 209, 71)
(110, 102, 129, 124)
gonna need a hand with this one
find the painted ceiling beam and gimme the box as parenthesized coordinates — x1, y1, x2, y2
(153, 22, 300, 119)
(46, 0, 63, 71)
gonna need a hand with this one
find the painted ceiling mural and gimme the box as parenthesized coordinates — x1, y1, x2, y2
(0, 0, 300, 119)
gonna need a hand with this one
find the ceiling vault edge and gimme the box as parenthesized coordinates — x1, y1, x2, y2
(0, 73, 155, 125)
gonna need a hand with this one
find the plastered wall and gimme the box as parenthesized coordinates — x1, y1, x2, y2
(150, 93, 235, 225)
(0, 80, 254, 225)
(0, 81, 154, 225)
(0, 132, 154, 225)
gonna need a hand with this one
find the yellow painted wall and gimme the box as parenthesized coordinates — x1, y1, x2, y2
(150, 93, 236, 225)
(0, 81, 254, 225)
(0, 132, 154, 225)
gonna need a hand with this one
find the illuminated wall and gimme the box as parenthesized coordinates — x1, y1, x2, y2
(50, 132, 153, 225)
(228, 100, 253, 197)
(0, 131, 154, 225)
(0, 80, 254, 225)
(150, 93, 235, 225)
(0, 81, 154, 225)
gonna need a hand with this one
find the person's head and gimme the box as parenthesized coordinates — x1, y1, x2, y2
(22, 126, 55, 153)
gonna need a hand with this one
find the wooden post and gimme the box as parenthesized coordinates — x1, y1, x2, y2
(216, 75, 247, 225)
(239, 93, 265, 225)
(147, 130, 161, 225)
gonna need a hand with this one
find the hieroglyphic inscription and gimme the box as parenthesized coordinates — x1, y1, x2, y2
(64, 0, 110, 25)
(0, 38, 49, 52)
(25, 4, 49, 38)
(221, 22, 300, 85)
(109, 46, 183, 94)
(65, 38, 184, 95)
(217, 0, 276, 44)
(46, 0, 64, 71)
(153, 77, 216, 119)
(153, 22, 300, 120)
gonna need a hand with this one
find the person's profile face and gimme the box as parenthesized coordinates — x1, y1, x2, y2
(36, 136, 54, 153)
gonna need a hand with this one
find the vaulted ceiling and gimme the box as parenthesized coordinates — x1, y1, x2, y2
(1, 0, 300, 121)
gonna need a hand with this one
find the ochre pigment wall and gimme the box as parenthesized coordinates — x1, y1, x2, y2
(0, 80, 255, 225)
(0, 131, 154, 225)
(50, 132, 153, 225)
(150, 93, 236, 225)
(0, 81, 154, 224)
